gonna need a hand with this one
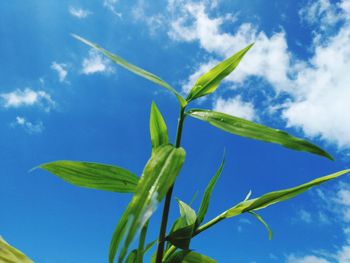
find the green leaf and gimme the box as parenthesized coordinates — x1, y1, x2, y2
(150, 102, 168, 151)
(165, 250, 217, 263)
(196, 154, 225, 227)
(186, 43, 253, 102)
(0, 236, 33, 263)
(177, 199, 197, 226)
(166, 200, 197, 250)
(36, 161, 139, 193)
(248, 211, 273, 240)
(109, 144, 186, 263)
(125, 249, 138, 263)
(72, 34, 187, 107)
(187, 109, 333, 160)
(225, 169, 350, 218)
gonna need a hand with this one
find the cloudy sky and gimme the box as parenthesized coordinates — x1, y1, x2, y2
(1, 0, 350, 262)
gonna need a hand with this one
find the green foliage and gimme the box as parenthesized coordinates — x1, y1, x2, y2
(0, 236, 33, 263)
(187, 109, 333, 160)
(31, 35, 348, 262)
(186, 43, 253, 102)
(36, 161, 139, 193)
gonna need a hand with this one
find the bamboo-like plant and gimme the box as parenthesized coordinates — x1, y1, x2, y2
(34, 35, 349, 263)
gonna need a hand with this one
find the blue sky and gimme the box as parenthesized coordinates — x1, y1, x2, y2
(1, 0, 350, 262)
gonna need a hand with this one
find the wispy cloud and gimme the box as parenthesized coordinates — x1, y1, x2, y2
(13, 116, 44, 134)
(103, 0, 122, 18)
(0, 88, 55, 112)
(68, 6, 92, 19)
(51, 62, 68, 82)
(81, 49, 115, 75)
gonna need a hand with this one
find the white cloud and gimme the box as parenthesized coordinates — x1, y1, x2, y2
(168, 1, 292, 92)
(68, 6, 92, 19)
(0, 88, 55, 112)
(286, 255, 330, 263)
(13, 116, 44, 134)
(213, 96, 256, 121)
(81, 49, 115, 75)
(165, 0, 350, 150)
(103, 0, 122, 18)
(51, 62, 68, 82)
(282, 0, 350, 149)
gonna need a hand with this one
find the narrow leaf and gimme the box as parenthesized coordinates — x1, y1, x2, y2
(0, 236, 33, 263)
(125, 249, 138, 263)
(150, 102, 168, 150)
(165, 250, 217, 263)
(225, 169, 350, 218)
(72, 34, 187, 107)
(36, 161, 139, 193)
(186, 43, 253, 102)
(109, 145, 186, 263)
(248, 211, 273, 240)
(187, 109, 333, 160)
(196, 154, 225, 226)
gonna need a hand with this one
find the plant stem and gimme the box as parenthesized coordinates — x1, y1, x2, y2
(193, 213, 225, 236)
(155, 106, 186, 263)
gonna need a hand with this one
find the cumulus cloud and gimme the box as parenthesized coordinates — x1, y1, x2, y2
(164, 0, 350, 150)
(81, 49, 115, 75)
(168, 1, 292, 93)
(68, 6, 92, 19)
(0, 88, 55, 112)
(13, 116, 44, 134)
(213, 96, 256, 121)
(282, 0, 350, 149)
(51, 62, 68, 82)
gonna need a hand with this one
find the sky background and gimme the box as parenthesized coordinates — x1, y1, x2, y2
(1, 0, 350, 262)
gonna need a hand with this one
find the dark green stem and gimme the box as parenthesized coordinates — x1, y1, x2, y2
(155, 106, 186, 263)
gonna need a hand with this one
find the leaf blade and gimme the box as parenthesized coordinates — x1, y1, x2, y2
(150, 102, 169, 150)
(186, 43, 253, 102)
(196, 154, 225, 227)
(0, 236, 33, 263)
(36, 160, 139, 193)
(72, 34, 187, 107)
(248, 211, 273, 240)
(165, 250, 217, 263)
(108, 145, 186, 263)
(187, 109, 333, 160)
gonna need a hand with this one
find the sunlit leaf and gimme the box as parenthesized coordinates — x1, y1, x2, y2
(165, 250, 217, 263)
(0, 236, 33, 263)
(248, 211, 272, 240)
(72, 34, 187, 107)
(196, 154, 225, 227)
(187, 109, 333, 160)
(109, 144, 186, 263)
(150, 102, 168, 151)
(186, 43, 253, 102)
(125, 249, 137, 263)
(36, 161, 139, 193)
(225, 169, 349, 217)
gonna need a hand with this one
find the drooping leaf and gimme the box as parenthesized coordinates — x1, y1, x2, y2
(165, 250, 217, 263)
(36, 161, 139, 193)
(109, 144, 186, 263)
(187, 109, 333, 160)
(196, 154, 225, 227)
(150, 102, 168, 151)
(225, 169, 350, 217)
(72, 34, 187, 107)
(0, 236, 33, 263)
(186, 43, 253, 102)
(248, 211, 273, 240)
